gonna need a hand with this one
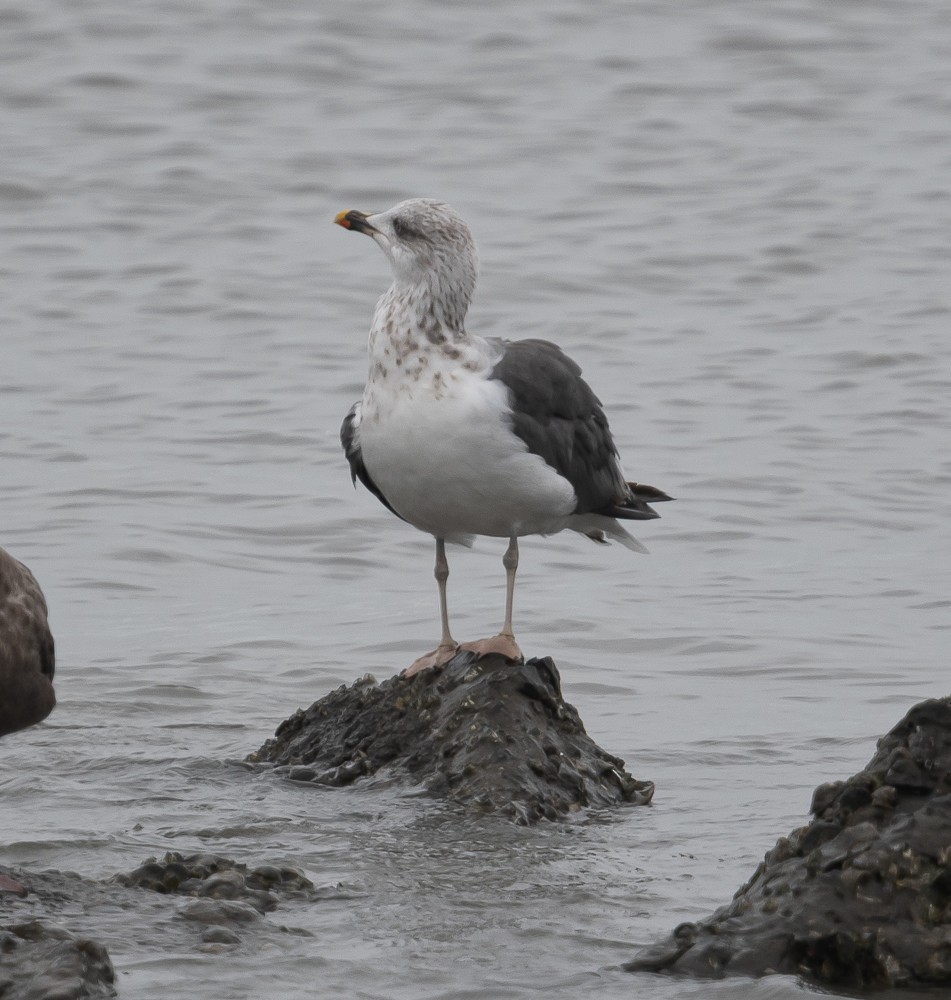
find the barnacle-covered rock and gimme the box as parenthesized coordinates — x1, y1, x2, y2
(248, 651, 653, 824)
(627, 696, 951, 989)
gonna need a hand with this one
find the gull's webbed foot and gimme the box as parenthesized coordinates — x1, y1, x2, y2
(459, 634, 524, 663)
(402, 642, 460, 679)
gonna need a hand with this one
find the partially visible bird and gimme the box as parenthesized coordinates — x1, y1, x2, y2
(336, 199, 671, 676)
(0, 546, 55, 737)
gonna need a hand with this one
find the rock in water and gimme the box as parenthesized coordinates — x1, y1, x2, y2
(248, 651, 654, 824)
(626, 695, 951, 990)
(113, 851, 315, 915)
(0, 919, 116, 999)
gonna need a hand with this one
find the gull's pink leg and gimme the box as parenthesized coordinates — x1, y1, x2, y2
(461, 535, 524, 662)
(404, 538, 460, 677)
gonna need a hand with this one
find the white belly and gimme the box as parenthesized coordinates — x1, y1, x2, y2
(360, 370, 576, 541)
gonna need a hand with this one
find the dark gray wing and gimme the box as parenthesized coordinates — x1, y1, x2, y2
(489, 338, 672, 519)
(339, 402, 405, 521)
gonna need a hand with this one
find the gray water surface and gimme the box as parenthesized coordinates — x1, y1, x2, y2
(2, 0, 950, 997)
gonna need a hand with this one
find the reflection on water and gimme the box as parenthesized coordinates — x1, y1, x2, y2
(2, 0, 950, 996)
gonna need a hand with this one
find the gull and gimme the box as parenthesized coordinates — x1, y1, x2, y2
(0, 546, 55, 737)
(336, 199, 671, 676)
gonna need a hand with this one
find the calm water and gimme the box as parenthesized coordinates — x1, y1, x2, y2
(2, 0, 950, 996)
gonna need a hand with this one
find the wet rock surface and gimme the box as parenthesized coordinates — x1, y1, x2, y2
(0, 918, 116, 999)
(111, 851, 319, 953)
(247, 651, 654, 824)
(113, 851, 314, 916)
(1, 853, 319, 995)
(626, 696, 951, 990)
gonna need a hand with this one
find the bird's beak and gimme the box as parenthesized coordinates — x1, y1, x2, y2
(334, 209, 377, 235)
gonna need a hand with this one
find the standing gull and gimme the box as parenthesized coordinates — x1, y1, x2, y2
(336, 199, 671, 676)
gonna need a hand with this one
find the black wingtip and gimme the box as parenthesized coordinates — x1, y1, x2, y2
(629, 482, 674, 504)
(602, 482, 674, 521)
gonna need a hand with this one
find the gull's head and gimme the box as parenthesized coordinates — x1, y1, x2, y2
(335, 199, 479, 321)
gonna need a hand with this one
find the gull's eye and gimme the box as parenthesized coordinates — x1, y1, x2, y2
(392, 217, 415, 240)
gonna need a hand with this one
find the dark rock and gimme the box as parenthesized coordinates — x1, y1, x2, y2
(180, 899, 262, 925)
(113, 851, 313, 915)
(200, 925, 241, 946)
(0, 547, 55, 738)
(626, 696, 951, 989)
(795, 820, 842, 854)
(2, 855, 316, 986)
(0, 919, 115, 998)
(244, 865, 314, 893)
(247, 651, 654, 824)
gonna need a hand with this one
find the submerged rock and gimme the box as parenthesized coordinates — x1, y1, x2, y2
(0, 918, 116, 999)
(626, 696, 951, 990)
(114, 851, 314, 917)
(2, 851, 318, 987)
(247, 651, 654, 824)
